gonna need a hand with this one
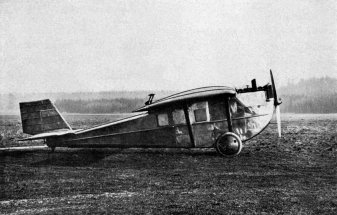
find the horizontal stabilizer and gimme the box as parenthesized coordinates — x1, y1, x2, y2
(19, 129, 82, 141)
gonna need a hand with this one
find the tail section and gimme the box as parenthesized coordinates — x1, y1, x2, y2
(20, 99, 71, 135)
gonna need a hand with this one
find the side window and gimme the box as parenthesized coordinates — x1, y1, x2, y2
(190, 101, 209, 123)
(194, 109, 207, 122)
(209, 101, 226, 121)
(172, 109, 186, 124)
(157, 113, 169, 126)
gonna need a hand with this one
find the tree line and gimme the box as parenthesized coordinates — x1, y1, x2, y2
(1, 77, 337, 114)
(55, 98, 145, 113)
(280, 94, 337, 113)
(278, 76, 337, 113)
(54, 94, 337, 114)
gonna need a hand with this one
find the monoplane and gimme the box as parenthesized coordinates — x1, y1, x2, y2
(19, 70, 282, 156)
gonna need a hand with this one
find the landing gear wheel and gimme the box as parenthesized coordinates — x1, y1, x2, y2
(215, 132, 242, 157)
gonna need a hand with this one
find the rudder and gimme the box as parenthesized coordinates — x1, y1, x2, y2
(20, 99, 71, 135)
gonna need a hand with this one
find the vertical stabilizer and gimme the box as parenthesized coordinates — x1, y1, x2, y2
(20, 99, 71, 135)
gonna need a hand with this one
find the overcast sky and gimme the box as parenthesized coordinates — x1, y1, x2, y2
(0, 0, 336, 93)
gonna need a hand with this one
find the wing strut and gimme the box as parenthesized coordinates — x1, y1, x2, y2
(183, 103, 195, 147)
(225, 96, 233, 132)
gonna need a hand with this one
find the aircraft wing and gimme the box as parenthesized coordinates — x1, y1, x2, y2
(19, 129, 82, 141)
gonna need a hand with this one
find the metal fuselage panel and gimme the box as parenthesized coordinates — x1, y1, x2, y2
(46, 93, 274, 148)
(47, 114, 188, 148)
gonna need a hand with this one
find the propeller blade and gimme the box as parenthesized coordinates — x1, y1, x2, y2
(270, 69, 282, 137)
(270, 70, 279, 106)
(276, 105, 281, 138)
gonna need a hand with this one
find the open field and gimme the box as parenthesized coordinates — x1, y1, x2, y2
(0, 114, 336, 214)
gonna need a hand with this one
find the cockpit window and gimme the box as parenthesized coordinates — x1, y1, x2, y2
(236, 91, 266, 107)
(236, 91, 270, 115)
(229, 98, 253, 118)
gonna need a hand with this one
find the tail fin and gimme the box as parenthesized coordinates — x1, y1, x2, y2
(20, 99, 71, 135)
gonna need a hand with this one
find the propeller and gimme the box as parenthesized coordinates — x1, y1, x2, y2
(270, 70, 282, 137)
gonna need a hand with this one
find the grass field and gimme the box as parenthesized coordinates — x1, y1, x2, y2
(0, 114, 336, 214)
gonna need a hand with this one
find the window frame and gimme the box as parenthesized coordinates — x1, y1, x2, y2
(189, 101, 210, 123)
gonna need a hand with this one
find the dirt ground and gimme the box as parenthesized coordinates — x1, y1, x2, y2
(0, 114, 336, 214)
